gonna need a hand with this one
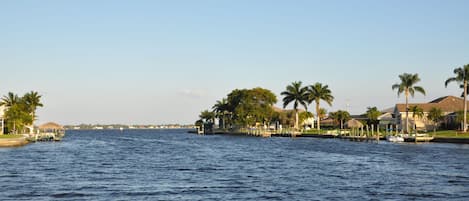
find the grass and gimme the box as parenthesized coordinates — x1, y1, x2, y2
(0, 134, 24, 139)
(431, 130, 469, 138)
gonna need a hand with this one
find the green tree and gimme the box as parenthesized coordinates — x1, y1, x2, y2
(409, 105, 424, 133)
(455, 110, 469, 131)
(329, 110, 350, 129)
(392, 73, 426, 133)
(212, 98, 229, 129)
(3, 100, 32, 134)
(199, 110, 215, 123)
(281, 81, 309, 130)
(298, 111, 314, 128)
(22, 91, 43, 129)
(0, 92, 20, 107)
(427, 107, 443, 134)
(318, 108, 327, 120)
(445, 64, 469, 132)
(226, 88, 277, 127)
(308, 83, 334, 131)
(365, 106, 381, 126)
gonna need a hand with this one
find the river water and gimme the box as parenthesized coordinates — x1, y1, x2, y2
(0, 129, 468, 200)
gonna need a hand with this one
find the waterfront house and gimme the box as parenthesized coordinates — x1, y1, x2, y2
(393, 96, 469, 131)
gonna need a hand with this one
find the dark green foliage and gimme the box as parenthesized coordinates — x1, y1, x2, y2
(365, 106, 381, 125)
(1, 91, 42, 134)
(226, 87, 277, 127)
(329, 110, 350, 129)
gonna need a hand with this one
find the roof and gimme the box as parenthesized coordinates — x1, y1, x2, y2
(39, 122, 64, 130)
(395, 96, 469, 113)
(346, 119, 364, 128)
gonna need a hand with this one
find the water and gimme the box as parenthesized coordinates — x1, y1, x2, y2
(1, 129, 469, 200)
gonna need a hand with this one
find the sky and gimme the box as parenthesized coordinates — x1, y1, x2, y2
(1, 0, 468, 125)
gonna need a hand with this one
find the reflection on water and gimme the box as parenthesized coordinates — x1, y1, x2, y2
(1, 129, 468, 200)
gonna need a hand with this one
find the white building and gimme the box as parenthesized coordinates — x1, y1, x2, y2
(0, 105, 5, 135)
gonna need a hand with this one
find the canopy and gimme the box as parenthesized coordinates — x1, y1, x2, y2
(346, 119, 364, 128)
(39, 122, 64, 130)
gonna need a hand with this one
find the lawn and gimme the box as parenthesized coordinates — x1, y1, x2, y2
(432, 130, 469, 138)
(0, 134, 24, 139)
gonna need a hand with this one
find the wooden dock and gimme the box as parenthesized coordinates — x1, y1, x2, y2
(27, 132, 65, 142)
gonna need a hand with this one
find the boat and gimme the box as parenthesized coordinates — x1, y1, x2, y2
(386, 134, 405, 142)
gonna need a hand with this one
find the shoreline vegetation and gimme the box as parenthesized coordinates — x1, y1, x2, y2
(196, 65, 469, 144)
(1, 91, 64, 147)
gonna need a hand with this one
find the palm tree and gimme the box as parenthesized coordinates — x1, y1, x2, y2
(199, 110, 215, 123)
(445, 64, 469, 132)
(0, 92, 20, 107)
(392, 73, 426, 133)
(366, 106, 381, 126)
(456, 110, 467, 130)
(212, 98, 229, 129)
(428, 107, 443, 135)
(318, 108, 327, 121)
(281, 81, 309, 130)
(22, 91, 43, 127)
(409, 105, 424, 134)
(308, 83, 334, 131)
(330, 110, 350, 129)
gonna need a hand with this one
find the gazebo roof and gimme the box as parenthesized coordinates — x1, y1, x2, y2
(346, 119, 364, 128)
(39, 122, 64, 130)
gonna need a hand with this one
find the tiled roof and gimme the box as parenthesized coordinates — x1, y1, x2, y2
(395, 96, 469, 113)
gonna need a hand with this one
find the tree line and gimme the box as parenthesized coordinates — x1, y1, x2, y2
(198, 63, 469, 133)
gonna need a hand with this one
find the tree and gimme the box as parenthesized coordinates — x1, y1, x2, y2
(212, 98, 229, 129)
(365, 106, 381, 126)
(445, 64, 469, 132)
(308, 83, 334, 131)
(3, 100, 32, 134)
(408, 105, 424, 133)
(392, 73, 426, 133)
(281, 81, 309, 130)
(199, 110, 215, 123)
(22, 91, 43, 129)
(318, 108, 327, 120)
(427, 107, 443, 134)
(455, 110, 469, 131)
(329, 110, 350, 129)
(226, 88, 277, 127)
(0, 92, 20, 107)
(298, 111, 314, 129)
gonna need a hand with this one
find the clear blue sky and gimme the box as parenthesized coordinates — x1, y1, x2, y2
(1, 0, 468, 125)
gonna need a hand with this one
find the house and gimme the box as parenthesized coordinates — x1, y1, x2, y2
(272, 106, 315, 129)
(393, 96, 469, 131)
(0, 105, 5, 134)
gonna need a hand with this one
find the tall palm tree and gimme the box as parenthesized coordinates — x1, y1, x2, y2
(22, 91, 43, 125)
(445, 64, 469, 132)
(392, 73, 426, 133)
(0, 92, 20, 107)
(308, 83, 334, 131)
(212, 98, 229, 129)
(281, 81, 309, 130)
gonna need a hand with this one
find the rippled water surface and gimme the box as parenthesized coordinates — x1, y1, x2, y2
(1, 129, 469, 200)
